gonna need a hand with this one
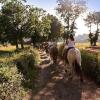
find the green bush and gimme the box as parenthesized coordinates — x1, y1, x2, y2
(0, 64, 26, 100)
(0, 47, 40, 99)
(15, 49, 40, 89)
(81, 50, 100, 85)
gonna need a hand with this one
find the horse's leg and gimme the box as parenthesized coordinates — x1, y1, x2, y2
(78, 65, 83, 83)
(76, 54, 83, 83)
(50, 54, 53, 64)
(67, 62, 74, 81)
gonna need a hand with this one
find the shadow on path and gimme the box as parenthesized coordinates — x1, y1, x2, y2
(25, 50, 100, 100)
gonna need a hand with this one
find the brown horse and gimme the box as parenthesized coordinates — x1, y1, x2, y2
(64, 48, 83, 82)
(49, 44, 58, 64)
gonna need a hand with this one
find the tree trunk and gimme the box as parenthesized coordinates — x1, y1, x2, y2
(89, 24, 91, 33)
(97, 23, 99, 31)
(90, 39, 93, 46)
(20, 37, 24, 49)
(67, 16, 70, 30)
(31, 36, 35, 48)
(94, 42, 96, 46)
(15, 38, 19, 50)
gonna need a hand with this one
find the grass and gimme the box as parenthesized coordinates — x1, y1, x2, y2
(81, 50, 100, 85)
(0, 45, 33, 62)
(76, 42, 100, 49)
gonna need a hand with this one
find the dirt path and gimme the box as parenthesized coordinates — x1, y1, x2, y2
(29, 50, 100, 100)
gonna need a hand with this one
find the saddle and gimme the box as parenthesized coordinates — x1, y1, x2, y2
(63, 47, 74, 64)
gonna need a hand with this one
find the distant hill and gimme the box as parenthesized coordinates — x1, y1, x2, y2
(75, 34, 100, 42)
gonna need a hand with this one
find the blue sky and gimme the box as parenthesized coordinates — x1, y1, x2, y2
(26, 0, 57, 11)
(26, 0, 100, 11)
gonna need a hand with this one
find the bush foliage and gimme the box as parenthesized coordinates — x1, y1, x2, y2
(81, 50, 100, 85)
(0, 47, 40, 99)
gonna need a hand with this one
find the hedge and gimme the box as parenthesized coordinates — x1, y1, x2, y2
(81, 50, 100, 85)
(0, 47, 40, 99)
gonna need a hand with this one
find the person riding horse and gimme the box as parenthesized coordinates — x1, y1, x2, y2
(63, 34, 83, 82)
(63, 34, 75, 64)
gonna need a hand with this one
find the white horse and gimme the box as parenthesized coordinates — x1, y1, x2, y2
(65, 48, 83, 82)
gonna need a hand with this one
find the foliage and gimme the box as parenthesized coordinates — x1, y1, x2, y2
(0, 63, 26, 100)
(0, 0, 49, 48)
(84, 12, 94, 33)
(0, 0, 27, 49)
(47, 15, 64, 41)
(15, 47, 40, 89)
(81, 50, 100, 85)
(0, 0, 26, 4)
(84, 12, 100, 46)
(28, 7, 47, 43)
(56, 0, 86, 39)
(0, 47, 40, 99)
(41, 14, 51, 41)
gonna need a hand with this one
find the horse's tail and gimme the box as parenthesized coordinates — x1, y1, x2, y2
(74, 60, 83, 82)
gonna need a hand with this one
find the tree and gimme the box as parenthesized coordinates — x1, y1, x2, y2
(93, 12, 100, 32)
(41, 15, 51, 41)
(56, 0, 86, 39)
(47, 15, 64, 41)
(0, 0, 26, 3)
(84, 12, 94, 46)
(27, 6, 47, 45)
(84, 12, 94, 33)
(92, 12, 100, 46)
(88, 32, 93, 46)
(85, 12, 100, 46)
(93, 30, 99, 46)
(0, 0, 27, 49)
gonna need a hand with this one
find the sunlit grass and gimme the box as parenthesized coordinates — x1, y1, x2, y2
(0, 45, 32, 62)
(76, 42, 100, 49)
(0, 45, 16, 51)
(0, 45, 30, 51)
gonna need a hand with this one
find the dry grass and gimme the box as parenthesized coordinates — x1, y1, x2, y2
(0, 45, 16, 51)
(76, 42, 100, 49)
(0, 45, 31, 62)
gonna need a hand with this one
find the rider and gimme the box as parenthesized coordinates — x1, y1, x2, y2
(63, 34, 75, 63)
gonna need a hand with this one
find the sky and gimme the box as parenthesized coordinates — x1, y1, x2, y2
(25, 0, 100, 11)
(25, 0, 100, 36)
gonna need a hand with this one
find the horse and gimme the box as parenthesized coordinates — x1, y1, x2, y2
(43, 42, 49, 53)
(63, 47, 83, 82)
(49, 43, 58, 64)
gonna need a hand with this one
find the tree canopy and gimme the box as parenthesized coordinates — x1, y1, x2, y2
(56, 0, 86, 39)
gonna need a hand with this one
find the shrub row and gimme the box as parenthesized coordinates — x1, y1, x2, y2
(0, 65, 26, 100)
(15, 47, 40, 89)
(81, 50, 100, 85)
(0, 47, 40, 99)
